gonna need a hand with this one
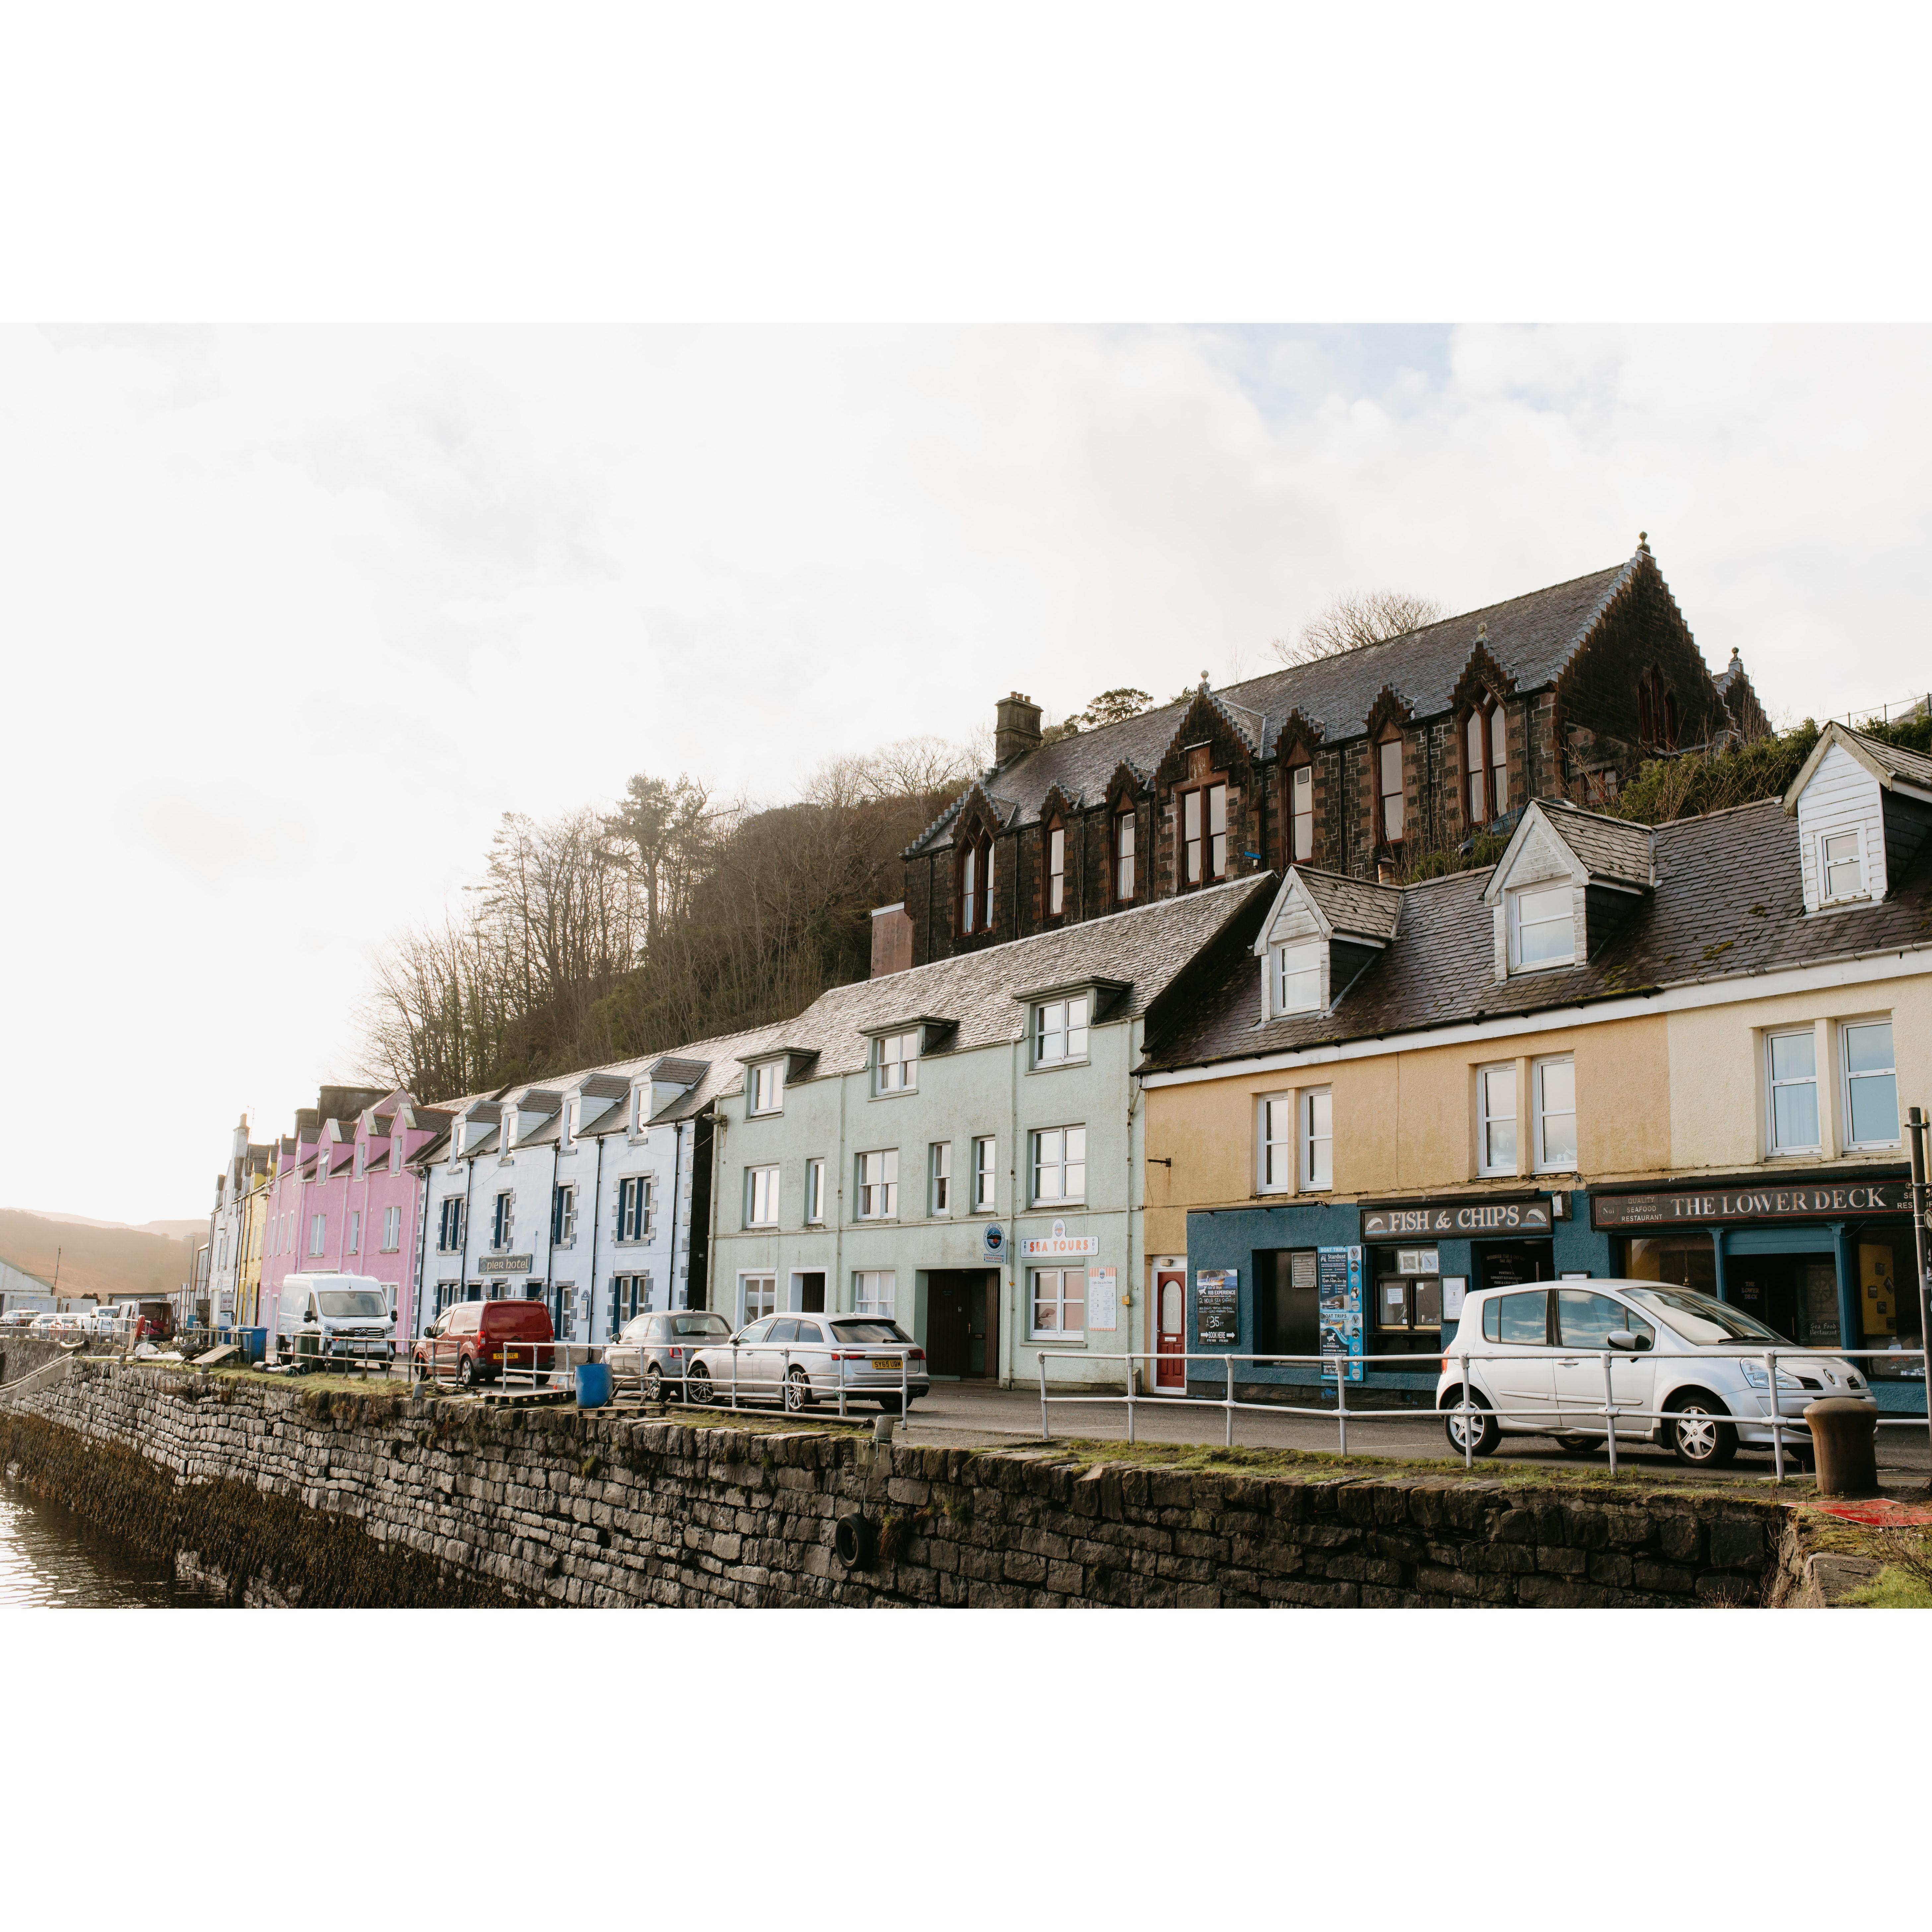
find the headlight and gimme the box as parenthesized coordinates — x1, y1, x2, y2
(1739, 1363, 1803, 1389)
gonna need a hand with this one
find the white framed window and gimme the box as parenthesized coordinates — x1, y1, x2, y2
(1290, 764, 1313, 863)
(437, 1197, 464, 1253)
(853, 1270, 897, 1317)
(1031, 1125, 1087, 1204)
(552, 1184, 577, 1246)
(491, 1192, 514, 1250)
(1272, 942, 1322, 1017)
(1489, 707, 1508, 816)
(617, 1174, 653, 1242)
(1030, 1267, 1086, 1338)
(929, 1142, 952, 1215)
(1533, 1056, 1576, 1172)
(1510, 883, 1574, 970)
(961, 842, 979, 934)
(382, 1204, 402, 1252)
(805, 1157, 826, 1225)
(1260, 1095, 1293, 1193)
(1033, 995, 1089, 1067)
(749, 1061, 784, 1115)
(1821, 830, 1865, 902)
(1478, 1065, 1517, 1176)
(857, 1149, 898, 1220)
(1466, 709, 1488, 823)
(1301, 1088, 1332, 1191)
(875, 1031, 919, 1095)
(746, 1165, 780, 1227)
(971, 1135, 997, 1211)
(347, 1210, 361, 1254)
(354, 1144, 366, 1178)
(632, 1088, 649, 1135)
(308, 1213, 326, 1257)
(1377, 740, 1404, 843)
(1114, 805, 1136, 901)
(741, 1274, 777, 1324)
(1767, 1029, 1821, 1153)
(1841, 1019, 1899, 1148)
(1047, 824, 1066, 915)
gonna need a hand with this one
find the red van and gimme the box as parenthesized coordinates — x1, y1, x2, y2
(412, 1299, 554, 1388)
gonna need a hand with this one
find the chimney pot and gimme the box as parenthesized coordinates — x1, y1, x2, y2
(994, 692, 1043, 765)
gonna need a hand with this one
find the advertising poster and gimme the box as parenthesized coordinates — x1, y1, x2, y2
(1195, 1269, 1238, 1345)
(1317, 1245, 1364, 1382)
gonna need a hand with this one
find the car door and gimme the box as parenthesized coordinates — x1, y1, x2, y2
(791, 1319, 831, 1394)
(1480, 1288, 1558, 1432)
(1553, 1290, 1656, 1433)
(729, 1317, 777, 1401)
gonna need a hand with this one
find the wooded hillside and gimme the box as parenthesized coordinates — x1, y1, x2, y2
(0, 1211, 195, 1302)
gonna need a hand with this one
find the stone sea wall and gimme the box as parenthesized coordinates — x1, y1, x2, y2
(2, 1360, 1802, 1608)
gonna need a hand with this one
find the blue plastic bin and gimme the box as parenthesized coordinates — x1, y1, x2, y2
(576, 1362, 612, 1409)
(241, 1327, 267, 1364)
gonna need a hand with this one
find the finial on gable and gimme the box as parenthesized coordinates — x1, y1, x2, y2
(1199, 669, 1210, 690)
(1637, 530, 1650, 552)
(1476, 622, 1487, 644)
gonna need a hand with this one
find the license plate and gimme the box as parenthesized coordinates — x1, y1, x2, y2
(871, 1357, 899, 1372)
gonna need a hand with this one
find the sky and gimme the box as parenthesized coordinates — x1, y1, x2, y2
(4, 323, 1930, 1228)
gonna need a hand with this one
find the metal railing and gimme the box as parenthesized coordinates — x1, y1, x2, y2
(1038, 1343, 1930, 1483)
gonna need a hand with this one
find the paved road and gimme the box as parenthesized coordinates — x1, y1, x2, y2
(891, 1379, 1932, 1484)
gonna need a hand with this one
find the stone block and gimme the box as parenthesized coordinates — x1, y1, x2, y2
(1706, 1516, 1767, 1571)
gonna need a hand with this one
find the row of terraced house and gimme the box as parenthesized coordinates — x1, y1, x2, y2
(203, 543, 1932, 1412)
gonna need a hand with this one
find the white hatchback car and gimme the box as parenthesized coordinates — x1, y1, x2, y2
(1435, 1278, 1874, 1468)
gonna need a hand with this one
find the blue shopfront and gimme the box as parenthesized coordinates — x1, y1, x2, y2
(1184, 1190, 1611, 1406)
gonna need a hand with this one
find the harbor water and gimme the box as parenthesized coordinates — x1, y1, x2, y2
(0, 1475, 211, 1607)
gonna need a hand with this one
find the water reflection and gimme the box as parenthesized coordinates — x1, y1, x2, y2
(0, 1478, 214, 1607)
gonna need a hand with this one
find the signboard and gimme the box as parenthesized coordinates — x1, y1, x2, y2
(1318, 1245, 1364, 1382)
(981, 1222, 1006, 1260)
(1021, 1218, 1100, 1259)
(1591, 1181, 1906, 1230)
(1195, 1269, 1239, 1345)
(1362, 1198, 1552, 1238)
(1441, 1276, 1468, 1320)
(479, 1254, 534, 1276)
(1395, 1247, 1440, 1277)
(1088, 1267, 1118, 1332)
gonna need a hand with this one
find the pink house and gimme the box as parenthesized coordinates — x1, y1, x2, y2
(258, 1086, 454, 1340)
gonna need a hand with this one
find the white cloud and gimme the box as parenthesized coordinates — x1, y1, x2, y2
(3, 324, 1926, 1225)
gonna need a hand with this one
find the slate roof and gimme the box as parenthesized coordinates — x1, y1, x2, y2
(1296, 869, 1404, 943)
(1533, 799, 1656, 889)
(911, 553, 1655, 851)
(1146, 797, 1932, 1071)
(1848, 726, 1932, 790)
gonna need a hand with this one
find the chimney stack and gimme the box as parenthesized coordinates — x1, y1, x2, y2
(869, 902, 913, 978)
(994, 692, 1043, 765)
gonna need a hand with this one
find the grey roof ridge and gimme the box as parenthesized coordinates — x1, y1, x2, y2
(1646, 793, 1786, 833)
(1536, 795, 1658, 833)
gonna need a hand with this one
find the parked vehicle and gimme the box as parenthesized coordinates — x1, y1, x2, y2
(607, 1309, 735, 1400)
(412, 1299, 554, 1388)
(273, 1272, 396, 1365)
(683, 1314, 930, 1413)
(1436, 1279, 1874, 1467)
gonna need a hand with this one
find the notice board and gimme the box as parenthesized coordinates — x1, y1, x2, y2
(1195, 1269, 1239, 1345)
(1317, 1245, 1364, 1382)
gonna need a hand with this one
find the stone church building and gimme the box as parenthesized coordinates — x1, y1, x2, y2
(895, 541, 1770, 969)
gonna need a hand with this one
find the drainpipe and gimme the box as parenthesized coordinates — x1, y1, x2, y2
(1906, 1106, 1929, 1460)
(667, 1117, 684, 1314)
(1707, 1226, 1728, 1303)
(586, 1123, 605, 1324)
(1127, 1037, 1141, 1397)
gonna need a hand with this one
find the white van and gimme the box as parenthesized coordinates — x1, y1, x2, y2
(273, 1273, 396, 1365)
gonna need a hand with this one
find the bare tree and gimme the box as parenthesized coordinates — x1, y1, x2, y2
(1273, 590, 1447, 667)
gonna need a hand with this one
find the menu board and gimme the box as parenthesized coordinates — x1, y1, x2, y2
(1088, 1267, 1118, 1333)
(1195, 1269, 1239, 1345)
(1318, 1245, 1364, 1383)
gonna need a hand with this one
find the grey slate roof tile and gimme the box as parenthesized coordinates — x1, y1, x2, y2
(1296, 868, 1404, 942)
(1536, 799, 1656, 887)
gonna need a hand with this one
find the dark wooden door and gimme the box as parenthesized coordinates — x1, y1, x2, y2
(927, 1273, 970, 1376)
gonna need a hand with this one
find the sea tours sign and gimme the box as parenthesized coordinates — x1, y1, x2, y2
(1593, 1181, 1908, 1230)
(1020, 1219, 1099, 1260)
(1361, 1197, 1553, 1239)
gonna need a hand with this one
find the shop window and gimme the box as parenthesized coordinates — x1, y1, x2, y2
(1376, 739, 1404, 844)
(1272, 943, 1321, 1017)
(1373, 1272, 1442, 1337)
(1766, 1029, 1820, 1153)
(1533, 1057, 1576, 1172)
(1860, 1233, 1924, 1375)
(1030, 1267, 1086, 1338)
(1841, 1020, 1898, 1147)
(1622, 1233, 1716, 1297)
(1477, 1064, 1516, 1177)
(1259, 1095, 1293, 1193)
(1289, 763, 1313, 863)
(1114, 802, 1137, 903)
(1510, 884, 1574, 971)
(1300, 1088, 1332, 1191)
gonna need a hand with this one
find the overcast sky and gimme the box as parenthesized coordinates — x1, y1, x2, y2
(4, 324, 1929, 1228)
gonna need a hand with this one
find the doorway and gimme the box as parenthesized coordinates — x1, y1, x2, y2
(1156, 1268, 1186, 1388)
(1725, 1253, 1841, 1347)
(925, 1270, 997, 1377)
(1476, 1240, 1554, 1294)
(793, 1271, 826, 1314)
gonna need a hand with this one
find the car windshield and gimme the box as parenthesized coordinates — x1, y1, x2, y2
(1625, 1286, 1787, 1345)
(317, 1291, 389, 1319)
(670, 1314, 731, 1336)
(831, 1320, 911, 1345)
(620, 1316, 651, 1341)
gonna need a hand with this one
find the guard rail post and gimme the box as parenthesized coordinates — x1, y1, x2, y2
(1458, 1349, 1473, 1470)
(1335, 1356, 1348, 1458)
(731, 1343, 739, 1411)
(1039, 1353, 1050, 1440)
(1766, 1348, 1785, 1483)
(902, 1352, 910, 1425)
(1126, 1352, 1137, 1445)
(1601, 1348, 1618, 1476)
(1224, 1355, 1234, 1448)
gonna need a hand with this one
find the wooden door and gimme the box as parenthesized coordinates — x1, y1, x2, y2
(1156, 1270, 1186, 1389)
(926, 1274, 969, 1376)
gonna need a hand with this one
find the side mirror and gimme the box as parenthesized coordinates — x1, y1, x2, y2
(1607, 1330, 1646, 1352)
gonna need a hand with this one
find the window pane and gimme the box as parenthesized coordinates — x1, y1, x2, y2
(1769, 1031, 1815, 1082)
(1497, 1291, 1548, 1345)
(1539, 1109, 1576, 1170)
(1067, 997, 1088, 1056)
(1823, 832, 1862, 898)
(1557, 1290, 1629, 1348)
(1848, 1071, 1899, 1145)
(1844, 1021, 1893, 1075)
(1292, 765, 1312, 863)
(1516, 887, 1573, 965)
(1379, 742, 1403, 839)
(1772, 1081, 1819, 1149)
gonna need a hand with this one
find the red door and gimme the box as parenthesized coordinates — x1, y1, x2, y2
(1156, 1271, 1186, 1389)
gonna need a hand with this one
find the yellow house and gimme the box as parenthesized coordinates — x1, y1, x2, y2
(1139, 728, 1931, 1412)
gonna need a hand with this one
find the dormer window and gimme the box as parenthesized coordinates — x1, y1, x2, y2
(1271, 942, 1322, 1017)
(1509, 883, 1574, 971)
(1289, 762, 1313, 863)
(749, 1061, 784, 1115)
(1034, 995, 1089, 1067)
(875, 1031, 919, 1094)
(1113, 800, 1136, 902)
(1376, 739, 1404, 844)
(1046, 820, 1066, 916)
(1821, 830, 1864, 902)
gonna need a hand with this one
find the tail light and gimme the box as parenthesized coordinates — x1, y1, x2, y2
(832, 1351, 864, 1361)
(910, 1350, 925, 1363)
(1440, 1358, 1450, 1375)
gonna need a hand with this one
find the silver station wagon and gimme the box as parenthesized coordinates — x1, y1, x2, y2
(684, 1315, 930, 1414)
(607, 1309, 735, 1401)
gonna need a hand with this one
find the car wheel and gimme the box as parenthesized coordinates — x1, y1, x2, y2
(688, 1363, 714, 1405)
(785, 1366, 814, 1413)
(458, 1355, 477, 1389)
(643, 1366, 664, 1404)
(1556, 1434, 1596, 1453)
(1665, 1392, 1738, 1468)
(1441, 1388, 1500, 1457)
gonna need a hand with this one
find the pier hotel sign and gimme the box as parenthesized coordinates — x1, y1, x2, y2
(1592, 1181, 1907, 1230)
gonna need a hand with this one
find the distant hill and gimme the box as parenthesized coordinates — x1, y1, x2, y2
(18, 1211, 207, 1241)
(0, 1210, 195, 1303)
